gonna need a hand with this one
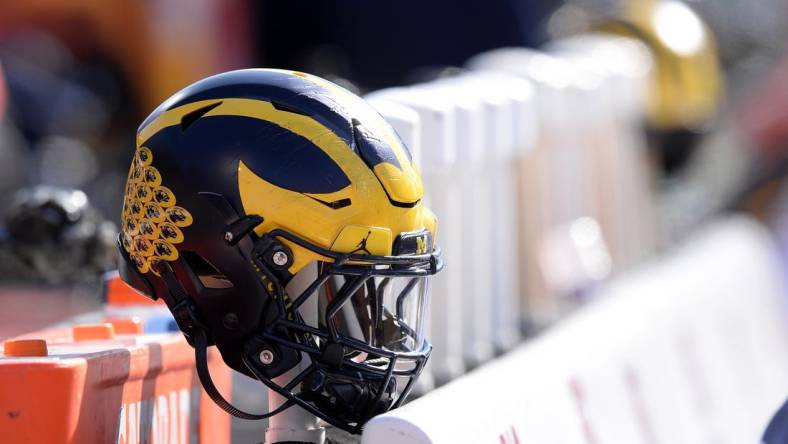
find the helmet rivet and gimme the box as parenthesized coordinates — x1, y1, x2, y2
(272, 251, 289, 266)
(224, 231, 233, 243)
(222, 313, 239, 330)
(259, 349, 275, 365)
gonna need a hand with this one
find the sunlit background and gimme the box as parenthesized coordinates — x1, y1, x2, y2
(2, 1, 788, 443)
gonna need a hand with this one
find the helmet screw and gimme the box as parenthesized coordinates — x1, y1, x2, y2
(272, 251, 289, 267)
(222, 313, 239, 330)
(259, 349, 275, 365)
(224, 231, 233, 243)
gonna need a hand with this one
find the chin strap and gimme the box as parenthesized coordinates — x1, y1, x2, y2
(192, 327, 292, 420)
(159, 262, 293, 420)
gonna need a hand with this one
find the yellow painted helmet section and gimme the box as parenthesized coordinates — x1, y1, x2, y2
(136, 93, 436, 277)
(598, 0, 723, 130)
(296, 71, 424, 203)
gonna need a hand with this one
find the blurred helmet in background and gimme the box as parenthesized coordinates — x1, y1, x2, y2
(601, 1, 723, 174)
(0, 185, 116, 284)
(554, 0, 724, 174)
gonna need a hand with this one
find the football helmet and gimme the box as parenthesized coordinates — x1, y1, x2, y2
(3, 186, 116, 284)
(117, 69, 442, 433)
(554, 0, 723, 174)
(594, 0, 723, 173)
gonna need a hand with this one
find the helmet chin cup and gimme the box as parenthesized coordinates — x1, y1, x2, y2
(301, 366, 398, 425)
(242, 329, 431, 434)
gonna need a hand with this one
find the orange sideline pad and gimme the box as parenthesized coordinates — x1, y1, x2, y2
(0, 324, 231, 444)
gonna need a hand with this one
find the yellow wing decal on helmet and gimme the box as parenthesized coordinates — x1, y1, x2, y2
(238, 160, 353, 272)
(138, 97, 424, 204)
(296, 71, 423, 203)
(372, 162, 423, 203)
(138, 95, 435, 276)
(139, 98, 367, 177)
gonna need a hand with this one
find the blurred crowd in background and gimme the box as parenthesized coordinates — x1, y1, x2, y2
(0, 0, 787, 326)
(0, 0, 785, 311)
(0, 0, 780, 298)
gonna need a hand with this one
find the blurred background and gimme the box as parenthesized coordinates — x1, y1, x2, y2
(2, 0, 788, 442)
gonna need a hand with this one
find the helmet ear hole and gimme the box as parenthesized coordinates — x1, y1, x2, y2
(181, 251, 234, 289)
